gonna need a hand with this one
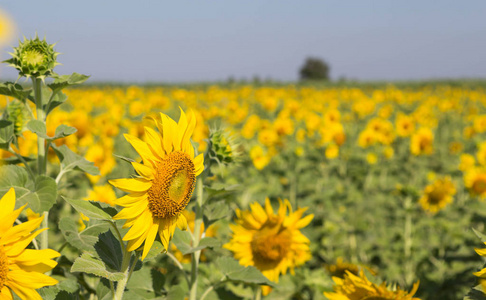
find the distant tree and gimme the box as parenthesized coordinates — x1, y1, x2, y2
(299, 57, 330, 81)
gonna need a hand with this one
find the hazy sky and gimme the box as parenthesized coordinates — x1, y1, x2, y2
(1, 1, 485, 82)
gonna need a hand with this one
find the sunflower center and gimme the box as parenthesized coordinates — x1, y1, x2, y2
(147, 151, 196, 219)
(473, 178, 486, 195)
(428, 189, 446, 205)
(419, 138, 430, 151)
(251, 219, 292, 265)
(22, 50, 45, 66)
(0, 246, 9, 291)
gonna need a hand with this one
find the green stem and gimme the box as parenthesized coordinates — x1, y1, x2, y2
(404, 197, 413, 285)
(253, 285, 262, 300)
(32, 77, 46, 175)
(166, 251, 190, 285)
(114, 243, 132, 300)
(40, 212, 49, 250)
(189, 178, 204, 300)
(200, 276, 226, 300)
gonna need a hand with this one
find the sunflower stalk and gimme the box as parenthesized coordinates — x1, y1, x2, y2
(189, 178, 204, 300)
(404, 196, 413, 285)
(114, 244, 133, 300)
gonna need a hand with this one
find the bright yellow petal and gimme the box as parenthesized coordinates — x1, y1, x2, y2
(0, 188, 16, 220)
(115, 193, 147, 207)
(131, 162, 155, 180)
(0, 286, 13, 300)
(193, 154, 204, 176)
(1, 216, 44, 245)
(176, 214, 188, 231)
(109, 178, 151, 193)
(123, 134, 156, 167)
(144, 126, 165, 158)
(114, 200, 149, 221)
(122, 209, 153, 240)
(141, 222, 159, 260)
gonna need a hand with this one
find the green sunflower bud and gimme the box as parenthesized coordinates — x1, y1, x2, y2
(208, 128, 241, 166)
(6, 99, 30, 135)
(3, 35, 60, 79)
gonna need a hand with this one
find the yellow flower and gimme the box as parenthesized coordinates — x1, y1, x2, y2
(410, 128, 434, 156)
(0, 188, 60, 300)
(396, 113, 415, 137)
(474, 243, 486, 279)
(326, 144, 339, 159)
(325, 257, 376, 279)
(85, 184, 117, 206)
(109, 108, 204, 260)
(459, 154, 476, 172)
(448, 141, 463, 155)
(250, 145, 271, 170)
(224, 198, 313, 295)
(477, 142, 486, 166)
(464, 167, 486, 200)
(419, 177, 456, 214)
(366, 153, 378, 165)
(0, 9, 15, 46)
(324, 270, 420, 300)
(383, 146, 394, 160)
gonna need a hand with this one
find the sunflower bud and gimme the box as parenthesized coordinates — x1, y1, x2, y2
(6, 99, 30, 135)
(208, 129, 240, 166)
(4, 35, 60, 79)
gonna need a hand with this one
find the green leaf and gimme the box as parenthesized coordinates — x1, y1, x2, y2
(95, 231, 123, 271)
(171, 229, 220, 255)
(54, 124, 77, 139)
(63, 197, 112, 220)
(52, 144, 100, 175)
(26, 119, 48, 138)
(473, 228, 486, 243)
(0, 166, 57, 212)
(203, 200, 230, 227)
(59, 217, 111, 252)
(71, 253, 124, 281)
(48, 73, 90, 93)
(0, 82, 32, 102)
(46, 91, 68, 115)
(215, 257, 275, 287)
(0, 120, 14, 149)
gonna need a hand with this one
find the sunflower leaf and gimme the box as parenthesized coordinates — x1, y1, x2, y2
(215, 257, 275, 287)
(60, 217, 111, 252)
(0, 120, 14, 149)
(473, 228, 486, 243)
(48, 73, 90, 94)
(0, 82, 32, 102)
(95, 231, 123, 271)
(63, 197, 112, 220)
(0, 166, 57, 212)
(71, 253, 125, 281)
(52, 144, 100, 175)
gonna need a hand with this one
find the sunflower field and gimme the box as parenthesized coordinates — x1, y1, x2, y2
(2, 38, 486, 300)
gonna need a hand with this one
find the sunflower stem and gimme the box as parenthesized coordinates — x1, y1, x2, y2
(114, 244, 132, 300)
(404, 196, 413, 285)
(189, 178, 204, 300)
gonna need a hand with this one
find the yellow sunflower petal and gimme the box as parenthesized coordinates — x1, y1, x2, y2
(4, 228, 46, 257)
(141, 222, 159, 260)
(0, 188, 16, 220)
(144, 126, 165, 158)
(109, 178, 151, 193)
(8, 269, 58, 289)
(131, 162, 155, 180)
(176, 214, 188, 231)
(193, 154, 204, 176)
(1, 216, 44, 245)
(123, 210, 153, 240)
(115, 193, 147, 207)
(5, 281, 42, 300)
(123, 134, 156, 167)
(0, 286, 13, 300)
(0, 206, 26, 233)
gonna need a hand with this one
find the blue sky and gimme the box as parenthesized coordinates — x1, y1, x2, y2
(1, 1, 485, 82)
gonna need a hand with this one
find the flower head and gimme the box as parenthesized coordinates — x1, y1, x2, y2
(410, 128, 434, 156)
(224, 198, 313, 295)
(419, 176, 456, 214)
(324, 270, 421, 300)
(0, 188, 60, 300)
(4, 35, 60, 79)
(109, 108, 204, 260)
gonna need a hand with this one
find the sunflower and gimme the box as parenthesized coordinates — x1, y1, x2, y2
(109, 108, 204, 260)
(0, 188, 60, 300)
(224, 198, 313, 295)
(324, 270, 421, 300)
(464, 167, 486, 200)
(410, 128, 434, 156)
(325, 257, 376, 279)
(419, 176, 456, 214)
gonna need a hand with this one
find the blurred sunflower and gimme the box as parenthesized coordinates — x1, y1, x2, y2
(324, 270, 420, 300)
(224, 198, 313, 295)
(410, 128, 434, 156)
(0, 9, 14, 46)
(109, 108, 204, 260)
(0, 188, 60, 300)
(464, 167, 486, 200)
(325, 257, 376, 279)
(419, 176, 456, 214)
